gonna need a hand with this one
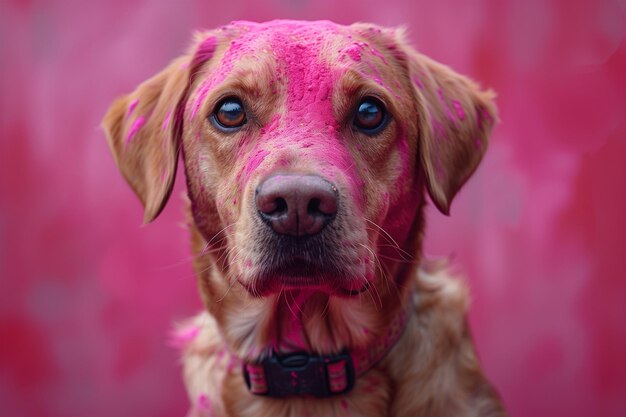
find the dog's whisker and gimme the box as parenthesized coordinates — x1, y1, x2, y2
(320, 296, 331, 320)
(358, 243, 388, 285)
(375, 252, 418, 264)
(288, 290, 305, 316)
(151, 235, 232, 271)
(364, 221, 415, 261)
(216, 270, 240, 303)
(360, 242, 400, 306)
(202, 223, 237, 252)
(282, 291, 300, 320)
(216, 243, 241, 271)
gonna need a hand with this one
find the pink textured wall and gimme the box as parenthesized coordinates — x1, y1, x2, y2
(1, 1, 625, 416)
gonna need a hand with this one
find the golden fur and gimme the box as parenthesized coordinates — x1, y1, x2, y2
(103, 20, 505, 417)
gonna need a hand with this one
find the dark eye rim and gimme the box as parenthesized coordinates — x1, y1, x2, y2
(352, 96, 389, 135)
(210, 96, 247, 132)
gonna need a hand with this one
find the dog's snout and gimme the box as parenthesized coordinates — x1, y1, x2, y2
(256, 174, 338, 237)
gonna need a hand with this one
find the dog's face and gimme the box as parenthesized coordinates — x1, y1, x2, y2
(182, 21, 426, 297)
(104, 20, 495, 348)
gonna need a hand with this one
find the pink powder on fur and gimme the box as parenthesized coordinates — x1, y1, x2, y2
(343, 42, 366, 62)
(125, 116, 145, 145)
(259, 114, 280, 134)
(192, 36, 217, 71)
(429, 109, 446, 141)
(241, 148, 270, 186)
(197, 394, 212, 411)
(474, 137, 482, 149)
(369, 47, 388, 64)
(437, 88, 457, 125)
(340, 399, 350, 412)
(452, 100, 465, 120)
(127, 98, 138, 116)
(190, 81, 211, 120)
(168, 325, 200, 349)
(412, 75, 424, 90)
(162, 110, 171, 131)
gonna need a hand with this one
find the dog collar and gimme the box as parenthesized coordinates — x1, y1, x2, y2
(242, 298, 413, 398)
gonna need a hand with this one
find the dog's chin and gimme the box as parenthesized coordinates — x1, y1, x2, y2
(238, 265, 369, 298)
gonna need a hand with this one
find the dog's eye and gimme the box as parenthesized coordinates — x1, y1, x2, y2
(212, 98, 247, 131)
(353, 97, 387, 134)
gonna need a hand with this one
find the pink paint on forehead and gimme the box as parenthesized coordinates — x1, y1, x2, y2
(189, 31, 258, 120)
(342, 42, 366, 62)
(202, 21, 364, 204)
(369, 46, 388, 64)
(191, 36, 217, 70)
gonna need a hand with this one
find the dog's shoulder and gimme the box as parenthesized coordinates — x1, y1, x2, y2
(385, 262, 506, 417)
(414, 259, 470, 324)
(174, 313, 233, 416)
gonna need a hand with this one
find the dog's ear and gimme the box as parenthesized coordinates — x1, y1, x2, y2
(102, 57, 188, 223)
(102, 34, 218, 223)
(405, 45, 497, 215)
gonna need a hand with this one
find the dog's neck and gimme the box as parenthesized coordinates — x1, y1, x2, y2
(271, 290, 313, 353)
(240, 290, 414, 397)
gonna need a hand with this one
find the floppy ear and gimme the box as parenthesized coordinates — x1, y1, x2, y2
(102, 56, 190, 223)
(407, 49, 497, 215)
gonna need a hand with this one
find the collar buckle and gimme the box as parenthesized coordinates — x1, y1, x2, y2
(243, 350, 355, 398)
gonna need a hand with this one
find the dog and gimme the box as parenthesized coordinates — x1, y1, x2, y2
(103, 20, 505, 417)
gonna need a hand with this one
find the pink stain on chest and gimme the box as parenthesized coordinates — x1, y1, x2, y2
(125, 116, 145, 145)
(197, 393, 213, 414)
(168, 325, 200, 349)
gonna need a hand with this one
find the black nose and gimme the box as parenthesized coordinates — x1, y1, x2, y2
(255, 174, 338, 237)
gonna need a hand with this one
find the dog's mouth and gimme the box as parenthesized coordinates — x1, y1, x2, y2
(239, 257, 369, 297)
(236, 204, 371, 297)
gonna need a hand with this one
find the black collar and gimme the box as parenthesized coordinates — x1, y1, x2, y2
(242, 298, 413, 398)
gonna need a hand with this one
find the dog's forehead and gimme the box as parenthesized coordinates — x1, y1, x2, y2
(200, 20, 406, 112)
(222, 20, 348, 52)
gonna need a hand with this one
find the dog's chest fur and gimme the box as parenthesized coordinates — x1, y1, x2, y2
(179, 265, 504, 417)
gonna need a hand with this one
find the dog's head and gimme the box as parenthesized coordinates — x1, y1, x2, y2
(104, 20, 495, 353)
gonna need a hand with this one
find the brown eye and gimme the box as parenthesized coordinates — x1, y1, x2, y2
(212, 98, 246, 131)
(353, 97, 387, 133)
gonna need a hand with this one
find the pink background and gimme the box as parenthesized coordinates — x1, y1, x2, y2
(1, 1, 625, 416)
